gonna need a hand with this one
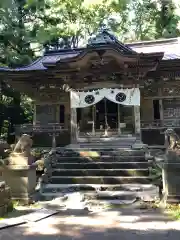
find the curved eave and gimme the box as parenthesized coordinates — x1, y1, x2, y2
(0, 40, 178, 74)
(0, 57, 47, 73)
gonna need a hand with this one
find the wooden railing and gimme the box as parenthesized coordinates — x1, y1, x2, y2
(15, 123, 68, 134)
(141, 119, 180, 129)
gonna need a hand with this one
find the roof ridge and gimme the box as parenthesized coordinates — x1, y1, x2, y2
(127, 37, 179, 47)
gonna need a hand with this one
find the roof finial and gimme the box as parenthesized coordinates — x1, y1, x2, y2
(88, 24, 114, 46)
(98, 23, 109, 33)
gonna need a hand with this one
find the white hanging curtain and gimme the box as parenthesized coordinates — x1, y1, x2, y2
(70, 90, 104, 108)
(70, 88, 140, 108)
(105, 88, 140, 106)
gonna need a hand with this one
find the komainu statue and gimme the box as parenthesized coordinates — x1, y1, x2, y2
(8, 134, 34, 165)
(164, 128, 180, 151)
(13, 134, 33, 154)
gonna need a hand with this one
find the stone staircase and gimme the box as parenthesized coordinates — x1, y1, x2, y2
(40, 141, 158, 203)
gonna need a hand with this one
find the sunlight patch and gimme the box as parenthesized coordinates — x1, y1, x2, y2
(80, 151, 100, 157)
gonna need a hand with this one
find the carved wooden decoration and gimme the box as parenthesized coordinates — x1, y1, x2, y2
(162, 87, 180, 96)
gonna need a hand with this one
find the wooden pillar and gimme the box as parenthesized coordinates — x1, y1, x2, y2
(52, 126, 57, 149)
(71, 108, 77, 143)
(159, 99, 164, 123)
(159, 88, 164, 125)
(118, 104, 121, 135)
(56, 104, 59, 123)
(134, 105, 141, 139)
(92, 105, 95, 136)
(0, 80, 2, 101)
(33, 104, 36, 125)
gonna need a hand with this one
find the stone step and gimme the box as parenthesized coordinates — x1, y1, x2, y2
(40, 183, 157, 196)
(52, 156, 147, 164)
(52, 169, 149, 177)
(40, 190, 157, 202)
(78, 144, 135, 149)
(76, 140, 137, 146)
(54, 162, 149, 169)
(41, 183, 155, 191)
(50, 176, 150, 185)
(82, 191, 148, 201)
(53, 149, 146, 157)
(41, 191, 137, 200)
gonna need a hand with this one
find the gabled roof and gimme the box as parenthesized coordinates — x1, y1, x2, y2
(0, 29, 179, 72)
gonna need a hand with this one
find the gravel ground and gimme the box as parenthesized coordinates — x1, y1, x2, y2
(1, 207, 180, 240)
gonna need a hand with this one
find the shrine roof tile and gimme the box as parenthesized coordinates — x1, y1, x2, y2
(0, 57, 46, 72)
(42, 52, 81, 65)
(129, 37, 180, 60)
(0, 51, 81, 72)
(1, 37, 180, 72)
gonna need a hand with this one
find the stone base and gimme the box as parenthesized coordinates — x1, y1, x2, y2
(0, 181, 12, 217)
(0, 205, 7, 217)
(161, 160, 180, 205)
(0, 201, 13, 217)
(1, 165, 36, 204)
(162, 194, 180, 204)
(11, 196, 35, 205)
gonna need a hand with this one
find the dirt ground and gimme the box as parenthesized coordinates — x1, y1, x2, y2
(1, 207, 180, 240)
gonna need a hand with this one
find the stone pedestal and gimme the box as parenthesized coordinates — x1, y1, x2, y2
(1, 134, 37, 204)
(8, 152, 34, 165)
(1, 165, 36, 204)
(161, 150, 180, 203)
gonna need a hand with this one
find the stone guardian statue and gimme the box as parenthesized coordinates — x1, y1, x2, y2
(8, 134, 34, 165)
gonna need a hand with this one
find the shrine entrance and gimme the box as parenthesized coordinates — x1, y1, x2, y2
(70, 88, 141, 142)
(77, 99, 135, 138)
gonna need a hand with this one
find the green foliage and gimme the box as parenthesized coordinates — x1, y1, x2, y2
(0, 81, 33, 142)
(154, 0, 180, 38)
(109, 0, 180, 41)
(0, 0, 179, 63)
(166, 204, 180, 220)
(0, 0, 49, 67)
(42, 0, 113, 49)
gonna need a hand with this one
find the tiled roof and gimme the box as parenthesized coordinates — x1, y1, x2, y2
(42, 52, 80, 65)
(0, 58, 46, 72)
(129, 38, 180, 60)
(1, 36, 180, 72)
(0, 51, 81, 72)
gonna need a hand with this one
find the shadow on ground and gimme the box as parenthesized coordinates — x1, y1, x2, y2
(1, 207, 180, 240)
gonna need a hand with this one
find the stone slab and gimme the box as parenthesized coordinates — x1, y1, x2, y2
(22, 208, 59, 222)
(0, 208, 59, 230)
(0, 217, 25, 230)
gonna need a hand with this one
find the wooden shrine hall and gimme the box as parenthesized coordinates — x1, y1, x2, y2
(1, 29, 180, 147)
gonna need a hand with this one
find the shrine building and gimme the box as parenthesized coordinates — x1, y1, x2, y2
(0, 29, 180, 147)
